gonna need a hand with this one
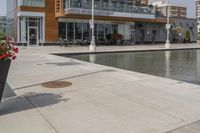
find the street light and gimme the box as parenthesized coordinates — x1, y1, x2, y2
(165, 0, 171, 48)
(89, 0, 96, 52)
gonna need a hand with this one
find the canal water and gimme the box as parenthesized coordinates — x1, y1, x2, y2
(69, 50, 200, 85)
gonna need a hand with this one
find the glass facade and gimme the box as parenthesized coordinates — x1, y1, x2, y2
(64, 0, 154, 15)
(0, 16, 6, 34)
(17, 0, 45, 7)
(7, 0, 15, 37)
(17, 17, 44, 44)
(58, 19, 134, 44)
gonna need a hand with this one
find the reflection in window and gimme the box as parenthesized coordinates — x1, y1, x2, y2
(98, 24, 104, 40)
(59, 22, 66, 39)
(83, 23, 90, 40)
(67, 22, 74, 40)
(75, 23, 82, 40)
(112, 24, 118, 34)
(105, 24, 112, 40)
(17, 0, 45, 7)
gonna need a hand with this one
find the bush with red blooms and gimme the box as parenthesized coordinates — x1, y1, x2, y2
(0, 33, 18, 61)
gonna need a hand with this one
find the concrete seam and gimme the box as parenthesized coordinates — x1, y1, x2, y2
(23, 96, 59, 133)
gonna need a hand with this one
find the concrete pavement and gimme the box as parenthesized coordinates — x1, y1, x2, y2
(1, 44, 200, 133)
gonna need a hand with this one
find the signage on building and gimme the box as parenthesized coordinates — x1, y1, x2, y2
(166, 24, 171, 29)
(89, 20, 94, 29)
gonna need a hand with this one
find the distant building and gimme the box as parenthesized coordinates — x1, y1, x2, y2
(152, 0, 187, 18)
(170, 18, 197, 43)
(0, 16, 6, 34)
(196, 0, 200, 33)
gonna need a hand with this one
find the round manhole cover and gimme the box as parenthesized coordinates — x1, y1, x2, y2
(41, 81, 72, 88)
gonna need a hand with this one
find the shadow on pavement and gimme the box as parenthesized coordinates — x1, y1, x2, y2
(0, 92, 69, 116)
(2, 83, 17, 99)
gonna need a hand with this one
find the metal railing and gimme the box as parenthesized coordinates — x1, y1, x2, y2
(17, 0, 45, 7)
(64, 0, 155, 15)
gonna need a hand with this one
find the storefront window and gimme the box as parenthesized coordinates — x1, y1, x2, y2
(67, 22, 74, 40)
(59, 22, 66, 39)
(105, 24, 112, 40)
(64, 21, 121, 44)
(83, 23, 90, 40)
(95, 24, 98, 40)
(75, 23, 82, 40)
(98, 24, 104, 41)
(112, 24, 118, 34)
(18, 17, 43, 43)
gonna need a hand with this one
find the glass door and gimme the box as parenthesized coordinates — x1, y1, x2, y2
(130, 30, 135, 45)
(28, 27, 38, 46)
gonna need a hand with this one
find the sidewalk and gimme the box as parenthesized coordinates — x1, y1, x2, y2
(1, 44, 200, 133)
(19, 43, 200, 54)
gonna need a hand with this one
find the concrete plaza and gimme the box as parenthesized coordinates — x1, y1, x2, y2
(1, 44, 200, 133)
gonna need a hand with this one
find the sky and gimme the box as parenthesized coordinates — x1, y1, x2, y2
(0, 0, 196, 18)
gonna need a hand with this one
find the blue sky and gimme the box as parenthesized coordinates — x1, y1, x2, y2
(0, 0, 196, 18)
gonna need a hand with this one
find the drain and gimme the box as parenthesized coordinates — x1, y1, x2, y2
(41, 81, 72, 89)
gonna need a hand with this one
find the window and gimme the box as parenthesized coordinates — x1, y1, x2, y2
(112, 24, 118, 34)
(75, 23, 82, 40)
(83, 23, 90, 40)
(98, 24, 104, 40)
(67, 22, 74, 40)
(17, 0, 45, 7)
(59, 22, 66, 39)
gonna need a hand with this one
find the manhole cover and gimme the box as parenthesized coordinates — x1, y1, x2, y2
(41, 81, 72, 88)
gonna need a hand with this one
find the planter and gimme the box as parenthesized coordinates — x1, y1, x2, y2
(0, 59, 11, 102)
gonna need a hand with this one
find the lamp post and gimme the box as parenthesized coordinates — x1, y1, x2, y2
(165, 0, 171, 48)
(89, 0, 96, 51)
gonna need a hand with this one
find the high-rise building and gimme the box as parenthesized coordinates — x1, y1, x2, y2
(0, 16, 6, 34)
(196, 0, 200, 33)
(152, 0, 187, 18)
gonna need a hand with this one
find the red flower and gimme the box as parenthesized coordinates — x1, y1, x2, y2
(0, 34, 18, 61)
(13, 47, 19, 53)
(12, 55, 16, 60)
(0, 55, 4, 59)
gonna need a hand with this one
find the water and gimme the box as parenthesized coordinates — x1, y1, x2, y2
(68, 50, 200, 85)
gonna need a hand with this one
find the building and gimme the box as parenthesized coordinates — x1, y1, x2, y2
(0, 16, 6, 34)
(196, 0, 200, 33)
(159, 6, 187, 18)
(7, 0, 169, 46)
(6, 0, 196, 46)
(152, 0, 187, 18)
(170, 18, 197, 43)
(151, 0, 197, 43)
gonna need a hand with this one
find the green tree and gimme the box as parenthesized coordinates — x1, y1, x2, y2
(185, 31, 191, 42)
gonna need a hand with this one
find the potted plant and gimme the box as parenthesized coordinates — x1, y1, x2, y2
(0, 33, 18, 102)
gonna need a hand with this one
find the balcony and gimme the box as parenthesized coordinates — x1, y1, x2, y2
(17, 0, 45, 7)
(64, 0, 155, 19)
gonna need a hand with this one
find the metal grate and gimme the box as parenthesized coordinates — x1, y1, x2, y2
(41, 81, 72, 89)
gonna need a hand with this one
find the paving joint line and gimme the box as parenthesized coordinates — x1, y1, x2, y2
(24, 95, 59, 133)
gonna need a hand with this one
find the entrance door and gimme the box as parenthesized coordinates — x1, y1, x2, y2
(28, 27, 38, 46)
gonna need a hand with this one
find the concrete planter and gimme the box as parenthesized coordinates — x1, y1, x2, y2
(0, 59, 11, 102)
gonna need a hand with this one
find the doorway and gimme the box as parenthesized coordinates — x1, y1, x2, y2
(28, 27, 38, 46)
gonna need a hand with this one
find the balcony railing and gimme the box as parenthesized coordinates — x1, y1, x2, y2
(17, 0, 45, 7)
(64, 0, 155, 18)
